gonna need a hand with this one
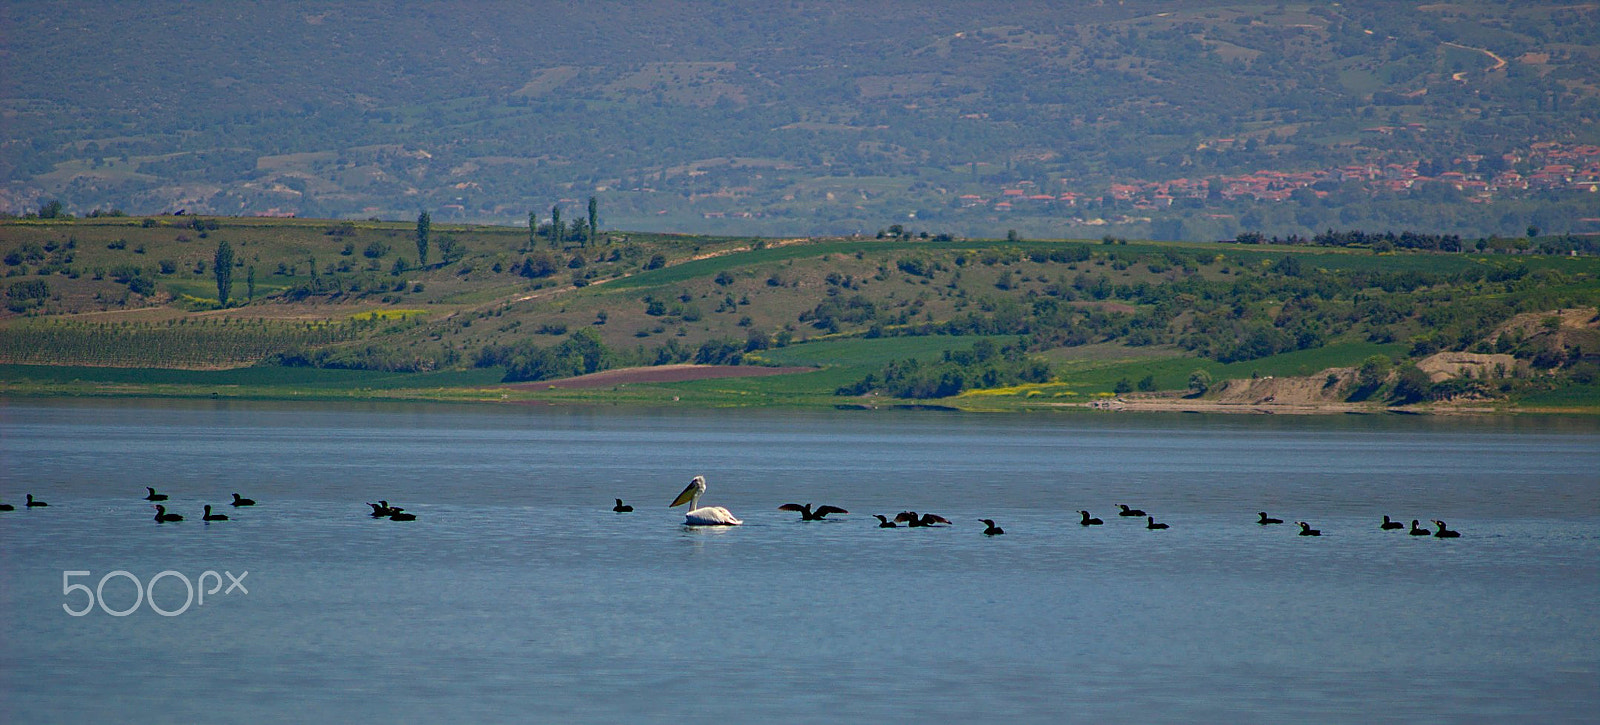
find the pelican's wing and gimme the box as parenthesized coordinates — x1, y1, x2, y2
(669, 480, 702, 508)
(816, 505, 849, 516)
(684, 506, 743, 526)
(777, 503, 807, 512)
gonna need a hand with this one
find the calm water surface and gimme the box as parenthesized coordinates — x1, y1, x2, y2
(1, 399, 1597, 723)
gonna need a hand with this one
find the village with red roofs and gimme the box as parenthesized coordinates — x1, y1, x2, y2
(961, 141, 1600, 213)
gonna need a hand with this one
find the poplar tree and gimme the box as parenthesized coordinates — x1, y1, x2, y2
(550, 205, 563, 247)
(214, 240, 234, 306)
(415, 211, 431, 266)
(587, 196, 599, 245)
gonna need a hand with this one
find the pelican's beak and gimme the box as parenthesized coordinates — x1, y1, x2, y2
(669, 481, 698, 508)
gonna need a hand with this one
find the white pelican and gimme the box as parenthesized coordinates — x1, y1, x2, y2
(669, 475, 742, 526)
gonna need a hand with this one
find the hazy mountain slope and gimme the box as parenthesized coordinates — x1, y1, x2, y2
(3, 1, 1597, 239)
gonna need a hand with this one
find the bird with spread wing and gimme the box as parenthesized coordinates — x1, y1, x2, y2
(778, 503, 849, 521)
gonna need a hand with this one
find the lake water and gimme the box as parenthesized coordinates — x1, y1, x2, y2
(1, 399, 1597, 723)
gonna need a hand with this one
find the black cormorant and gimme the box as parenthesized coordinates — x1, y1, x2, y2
(895, 511, 952, 527)
(779, 503, 848, 521)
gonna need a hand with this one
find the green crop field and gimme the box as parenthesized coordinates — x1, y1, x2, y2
(754, 334, 1025, 368)
(1513, 382, 1600, 410)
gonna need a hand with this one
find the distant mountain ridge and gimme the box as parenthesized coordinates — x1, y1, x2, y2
(2, 1, 1597, 239)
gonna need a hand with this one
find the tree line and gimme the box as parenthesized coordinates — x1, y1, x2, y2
(473, 325, 761, 383)
(836, 339, 1051, 399)
(527, 197, 602, 249)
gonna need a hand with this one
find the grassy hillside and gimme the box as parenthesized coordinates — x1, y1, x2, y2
(2, 215, 1598, 412)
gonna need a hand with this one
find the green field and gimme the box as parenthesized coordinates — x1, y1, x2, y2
(754, 334, 1024, 368)
(601, 238, 1568, 294)
(1513, 382, 1600, 410)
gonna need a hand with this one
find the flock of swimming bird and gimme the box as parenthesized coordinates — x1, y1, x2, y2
(0, 486, 434, 524)
(0, 488, 255, 522)
(365, 501, 417, 521)
(2, 474, 1465, 539)
(144, 488, 255, 523)
(0, 487, 428, 524)
(634, 475, 1466, 538)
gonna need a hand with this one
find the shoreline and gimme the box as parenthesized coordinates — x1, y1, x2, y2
(1060, 399, 1512, 416)
(3, 384, 1595, 417)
